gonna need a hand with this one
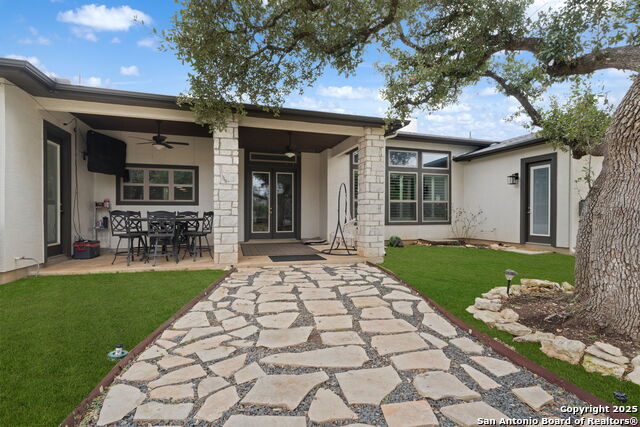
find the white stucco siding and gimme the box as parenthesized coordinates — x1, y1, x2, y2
(92, 130, 214, 248)
(300, 152, 325, 239)
(461, 144, 577, 247)
(384, 139, 474, 241)
(326, 151, 352, 242)
(568, 154, 602, 251)
(0, 81, 94, 272)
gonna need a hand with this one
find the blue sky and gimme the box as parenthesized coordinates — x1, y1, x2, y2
(1, 1, 635, 140)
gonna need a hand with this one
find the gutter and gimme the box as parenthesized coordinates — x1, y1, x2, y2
(454, 138, 547, 161)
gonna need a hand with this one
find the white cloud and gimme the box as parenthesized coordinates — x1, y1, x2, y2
(57, 4, 151, 32)
(479, 86, 499, 96)
(71, 26, 97, 42)
(5, 54, 56, 77)
(111, 37, 121, 43)
(439, 103, 471, 113)
(73, 75, 109, 87)
(527, 0, 566, 18)
(137, 37, 158, 49)
(120, 65, 139, 76)
(317, 85, 380, 100)
(19, 27, 51, 45)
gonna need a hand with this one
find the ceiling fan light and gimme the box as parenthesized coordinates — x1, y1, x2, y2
(153, 144, 164, 150)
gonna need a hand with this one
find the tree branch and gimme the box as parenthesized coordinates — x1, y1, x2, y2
(547, 45, 640, 76)
(483, 70, 543, 126)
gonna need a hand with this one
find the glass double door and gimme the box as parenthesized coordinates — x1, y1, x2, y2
(250, 169, 297, 239)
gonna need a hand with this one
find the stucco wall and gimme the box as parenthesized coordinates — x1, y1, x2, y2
(326, 150, 352, 242)
(0, 81, 94, 272)
(384, 138, 475, 241)
(92, 130, 214, 248)
(300, 152, 326, 240)
(459, 145, 590, 248)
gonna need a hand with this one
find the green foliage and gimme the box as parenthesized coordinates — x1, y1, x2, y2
(388, 235, 403, 247)
(0, 270, 224, 426)
(381, 245, 640, 414)
(538, 82, 613, 159)
(164, 0, 639, 153)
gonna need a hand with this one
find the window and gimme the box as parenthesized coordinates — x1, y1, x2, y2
(117, 164, 198, 205)
(385, 147, 451, 224)
(350, 150, 359, 218)
(422, 152, 449, 169)
(388, 172, 417, 222)
(423, 174, 449, 221)
(389, 150, 418, 167)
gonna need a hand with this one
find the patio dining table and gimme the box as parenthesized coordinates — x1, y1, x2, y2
(129, 216, 206, 263)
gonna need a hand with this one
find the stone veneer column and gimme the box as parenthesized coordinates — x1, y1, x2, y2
(356, 127, 386, 259)
(212, 121, 240, 265)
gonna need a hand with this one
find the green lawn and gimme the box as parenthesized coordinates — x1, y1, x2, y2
(0, 270, 225, 427)
(382, 245, 639, 414)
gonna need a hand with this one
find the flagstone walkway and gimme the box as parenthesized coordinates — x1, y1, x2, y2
(91, 263, 587, 426)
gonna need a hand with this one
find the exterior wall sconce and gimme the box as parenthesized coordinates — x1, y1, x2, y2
(507, 173, 519, 185)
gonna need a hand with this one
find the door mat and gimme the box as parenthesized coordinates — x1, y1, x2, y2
(241, 243, 319, 257)
(269, 254, 326, 262)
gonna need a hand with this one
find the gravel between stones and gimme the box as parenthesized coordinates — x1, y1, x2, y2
(87, 263, 588, 427)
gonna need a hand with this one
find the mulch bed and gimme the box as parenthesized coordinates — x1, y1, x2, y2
(504, 290, 640, 357)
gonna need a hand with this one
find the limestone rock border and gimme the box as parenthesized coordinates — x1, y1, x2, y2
(372, 263, 633, 420)
(466, 279, 639, 385)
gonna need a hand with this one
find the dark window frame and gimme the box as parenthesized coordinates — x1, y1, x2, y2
(116, 163, 199, 206)
(385, 147, 452, 225)
(349, 150, 359, 218)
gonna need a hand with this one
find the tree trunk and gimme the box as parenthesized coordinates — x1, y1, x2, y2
(574, 75, 640, 341)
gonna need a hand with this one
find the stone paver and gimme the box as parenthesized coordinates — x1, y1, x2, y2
(371, 332, 428, 355)
(381, 400, 438, 427)
(314, 314, 352, 330)
(97, 384, 145, 426)
(256, 326, 313, 348)
(94, 264, 589, 426)
(241, 371, 328, 410)
(513, 385, 554, 410)
(336, 366, 401, 404)
(414, 371, 481, 400)
(440, 401, 506, 426)
(261, 345, 369, 368)
(195, 386, 239, 421)
(391, 349, 451, 371)
(308, 388, 358, 423)
(470, 356, 520, 377)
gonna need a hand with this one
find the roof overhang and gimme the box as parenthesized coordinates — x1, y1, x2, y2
(393, 131, 495, 148)
(453, 137, 547, 161)
(0, 58, 405, 135)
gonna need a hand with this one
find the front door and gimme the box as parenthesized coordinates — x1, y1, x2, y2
(44, 122, 71, 258)
(249, 170, 297, 239)
(522, 154, 556, 245)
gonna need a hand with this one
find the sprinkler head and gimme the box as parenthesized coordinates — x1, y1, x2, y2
(613, 391, 628, 403)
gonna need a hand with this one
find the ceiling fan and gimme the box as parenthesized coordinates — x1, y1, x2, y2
(135, 121, 189, 150)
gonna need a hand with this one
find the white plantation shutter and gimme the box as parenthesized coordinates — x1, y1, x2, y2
(389, 173, 417, 221)
(423, 174, 449, 221)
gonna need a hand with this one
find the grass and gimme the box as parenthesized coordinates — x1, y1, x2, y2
(0, 269, 225, 427)
(382, 245, 640, 414)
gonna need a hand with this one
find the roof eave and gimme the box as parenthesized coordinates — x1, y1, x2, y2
(453, 138, 547, 161)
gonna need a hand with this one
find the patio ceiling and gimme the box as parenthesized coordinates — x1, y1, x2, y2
(73, 113, 350, 153)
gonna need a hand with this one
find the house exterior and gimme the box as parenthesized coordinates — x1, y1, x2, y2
(0, 58, 600, 283)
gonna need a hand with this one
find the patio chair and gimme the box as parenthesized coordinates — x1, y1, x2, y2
(109, 210, 147, 266)
(126, 210, 147, 259)
(182, 211, 213, 261)
(147, 211, 178, 266)
(177, 211, 199, 259)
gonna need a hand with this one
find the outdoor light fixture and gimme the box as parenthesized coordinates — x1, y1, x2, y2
(284, 131, 296, 158)
(507, 173, 519, 185)
(504, 269, 517, 296)
(107, 344, 128, 361)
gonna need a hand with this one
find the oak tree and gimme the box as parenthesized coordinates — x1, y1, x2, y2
(164, 0, 640, 339)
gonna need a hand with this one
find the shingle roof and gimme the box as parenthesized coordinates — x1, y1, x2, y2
(453, 133, 546, 161)
(393, 131, 495, 147)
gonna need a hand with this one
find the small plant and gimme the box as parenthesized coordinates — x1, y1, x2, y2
(450, 208, 487, 240)
(388, 236, 404, 248)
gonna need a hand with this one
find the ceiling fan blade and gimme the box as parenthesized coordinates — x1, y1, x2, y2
(166, 141, 189, 146)
(160, 142, 174, 149)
